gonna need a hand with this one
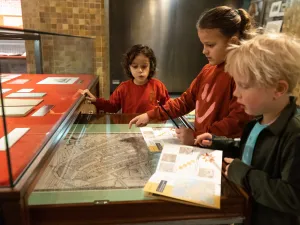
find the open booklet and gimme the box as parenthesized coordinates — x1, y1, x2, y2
(140, 127, 180, 152)
(144, 143, 223, 209)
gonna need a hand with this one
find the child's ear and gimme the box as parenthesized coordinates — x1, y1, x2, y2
(229, 36, 240, 45)
(274, 80, 289, 99)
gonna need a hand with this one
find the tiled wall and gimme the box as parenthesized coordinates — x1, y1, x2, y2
(43, 35, 95, 74)
(21, 0, 109, 97)
(283, 0, 300, 104)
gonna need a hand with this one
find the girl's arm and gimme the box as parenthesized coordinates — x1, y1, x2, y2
(148, 66, 209, 121)
(94, 85, 122, 113)
(206, 79, 252, 138)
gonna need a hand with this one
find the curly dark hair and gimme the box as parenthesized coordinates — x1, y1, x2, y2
(121, 44, 157, 79)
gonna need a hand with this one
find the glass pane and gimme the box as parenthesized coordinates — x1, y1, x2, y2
(0, 74, 13, 188)
(29, 114, 241, 206)
(0, 27, 96, 186)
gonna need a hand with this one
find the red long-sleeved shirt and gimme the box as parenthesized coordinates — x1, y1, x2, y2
(147, 63, 251, 138)
(94, 78, 170, 113)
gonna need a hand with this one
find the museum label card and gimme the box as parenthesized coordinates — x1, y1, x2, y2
(0, 74, 21, 83)
(8, 79, 30, 84)
(265, 20, 283, 33)
(0, 74, 21, 78)
(37, 77, 79, 85)
(6, 92, 46, 98)
(1, 89, 11, 93)
(0, 99, 43, 106)
(0, 78, 10, 83)
(0, 106, 34, 117)
(0, 128, 30, 151)
(31, 105, 54, 116)
(17, 89, 34, 93)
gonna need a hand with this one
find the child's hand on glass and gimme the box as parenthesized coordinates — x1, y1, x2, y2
(129, 113, 150, 128)
(194, 132, 213, 147)
(78, 89, 96, 103)
(175, 128, 194, 145)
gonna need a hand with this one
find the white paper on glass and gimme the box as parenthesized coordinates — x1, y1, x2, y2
(1, 89, 11, 94)
(0, 128, 30, 151)
(0, 106, 34, 117)
(6, 92, 46, 98)
(8, 79, 30, 84)
(0, 99, 43, 106)
(37, 77, 79, 85)
(17, 89, 34, 93)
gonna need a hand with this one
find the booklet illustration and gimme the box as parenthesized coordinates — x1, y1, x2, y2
(144, 143, 223, 209)
(140, 127, 180, 152)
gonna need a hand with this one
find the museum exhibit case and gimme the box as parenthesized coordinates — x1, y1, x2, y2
(0, 27, 98, 225)
(25, 113, 251, 225)
(0, 73, 98, 224)
(0, 79, 251, 224)
(0, 27, 250, 225)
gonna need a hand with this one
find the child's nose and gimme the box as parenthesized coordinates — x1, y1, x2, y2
(233, 88, 240, 98)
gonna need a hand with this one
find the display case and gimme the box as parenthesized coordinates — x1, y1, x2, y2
(0, 72, 98, 223)
(0, 27, 98, 225)
(0, 27, 250, 225)
(24, 113, 251, 225)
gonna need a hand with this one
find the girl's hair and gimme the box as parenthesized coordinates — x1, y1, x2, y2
(196, 6, 254, 40)
(225, 33, 300, 93)
(121, 44, 157, 79)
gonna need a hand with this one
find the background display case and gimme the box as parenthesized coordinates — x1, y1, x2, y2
(0, 26, 95, 75)
(0, 73, 98, 224)
(0, 27, 98, 225)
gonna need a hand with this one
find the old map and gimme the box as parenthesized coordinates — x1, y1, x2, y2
(34, 132, 159, 191)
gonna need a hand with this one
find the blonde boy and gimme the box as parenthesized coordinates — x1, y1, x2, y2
(195, 33, 300, 225)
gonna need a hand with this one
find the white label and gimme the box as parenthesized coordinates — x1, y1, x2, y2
(112, 80, 120, 85)
(17, 89, 34, 93)
(0, 128, 30, 151)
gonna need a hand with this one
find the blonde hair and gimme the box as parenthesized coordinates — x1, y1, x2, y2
(225, 33, 300, 93)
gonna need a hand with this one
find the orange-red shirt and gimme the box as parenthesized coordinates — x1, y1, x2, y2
(147, 63, 251, 138)
(94, 78, 170, 113)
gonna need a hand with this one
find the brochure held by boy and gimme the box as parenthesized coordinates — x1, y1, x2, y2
(144, 143, 223, 209)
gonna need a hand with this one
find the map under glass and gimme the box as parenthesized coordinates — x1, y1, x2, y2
(34, 133, 159, 191)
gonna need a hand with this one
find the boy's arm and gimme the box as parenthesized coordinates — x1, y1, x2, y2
(227, 135, 300, 215)
(211, 136, 240, 158)
(206, 80, 251, 138)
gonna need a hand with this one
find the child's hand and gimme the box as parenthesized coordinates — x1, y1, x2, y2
(129, 113, 150, 128)
(175, 128, 194, 145)
(223, 157, 234, 177)
(78, 89, 96, 102)
(194, 133, 212, 146)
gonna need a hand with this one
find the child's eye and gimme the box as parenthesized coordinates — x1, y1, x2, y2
(206, 44, 215, 47)
(240, 84, 249, 89)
